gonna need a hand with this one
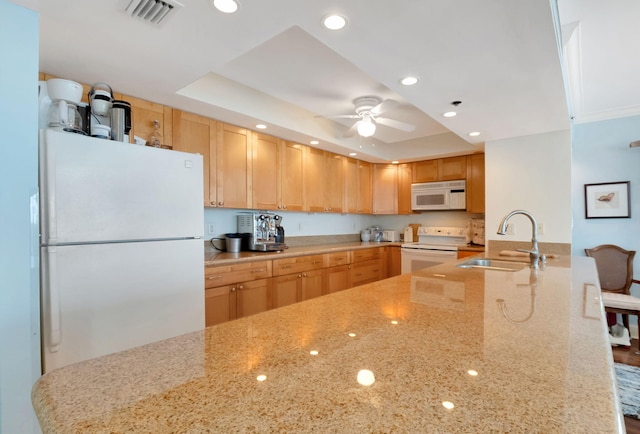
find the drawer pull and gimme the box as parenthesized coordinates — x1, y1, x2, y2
(207, 275, 223, 280)
(312, 260, 321, 264)
(282, 265, 292, 269)
(251, 268, 266, 273)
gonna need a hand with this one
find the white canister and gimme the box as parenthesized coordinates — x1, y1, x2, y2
(404, 227, 414, 243)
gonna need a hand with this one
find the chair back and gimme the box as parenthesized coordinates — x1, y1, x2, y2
(584, 244, 636, 294)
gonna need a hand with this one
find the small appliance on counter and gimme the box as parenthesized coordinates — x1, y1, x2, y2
(237, 212, 287, 252)
(403, 226, 414, 243)
(382, 230, 401, 242)
(368, 225, 383, 242)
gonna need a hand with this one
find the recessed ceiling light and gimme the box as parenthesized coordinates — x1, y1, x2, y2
(310, 140, 319, 145)
(212, 0, 239, 13)
(255, 124, 267, 129)
(322, 14, 347, 30)
(469, 131, 480, 137)
(400, 76, 419, 86)
(443, 111, 457, 118)
(349, 152, 357, 156)
(391, 161, 399, 165)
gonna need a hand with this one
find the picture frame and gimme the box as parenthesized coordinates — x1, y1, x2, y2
(584, 181, 630, 219)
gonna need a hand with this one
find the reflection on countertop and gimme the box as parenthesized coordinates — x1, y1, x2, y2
(31, 256, 624, 433)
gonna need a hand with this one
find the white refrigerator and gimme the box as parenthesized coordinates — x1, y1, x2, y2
(39, 128, 205, 373)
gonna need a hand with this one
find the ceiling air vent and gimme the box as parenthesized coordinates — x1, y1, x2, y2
(123, 0, 184, 25)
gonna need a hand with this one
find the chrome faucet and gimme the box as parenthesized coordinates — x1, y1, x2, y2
(497, 209, 543, 269)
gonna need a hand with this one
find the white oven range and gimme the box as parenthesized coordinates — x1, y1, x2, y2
(401, 226, 468, 274)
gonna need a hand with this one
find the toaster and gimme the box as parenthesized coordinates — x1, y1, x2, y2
(381, 230, 401, 242)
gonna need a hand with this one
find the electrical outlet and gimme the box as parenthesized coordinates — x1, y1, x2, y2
(208, 223, 216, 235)
(506, 223, 515, 235)
(537, 222, 544, 235)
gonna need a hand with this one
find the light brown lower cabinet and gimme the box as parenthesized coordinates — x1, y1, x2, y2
(350, 247, 384, 286)
(205, 279, 272, 327)
(388, 246, 402, 277)
(326, 264, 351, 293)
(272, 269, 326, 309)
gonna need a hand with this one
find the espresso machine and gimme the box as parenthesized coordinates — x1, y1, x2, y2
(237, 212, 287, 252)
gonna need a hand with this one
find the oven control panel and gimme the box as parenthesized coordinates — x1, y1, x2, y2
(417, 226, 468, 237)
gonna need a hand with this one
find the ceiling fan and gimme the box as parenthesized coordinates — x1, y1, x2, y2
(327, 96, 416, 138)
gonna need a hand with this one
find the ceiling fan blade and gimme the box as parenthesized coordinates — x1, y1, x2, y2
(327, 114, 360, 119)
(370, 99, 400, 117)
(374, 116, 416, 132)
(343, 121, 359, 137)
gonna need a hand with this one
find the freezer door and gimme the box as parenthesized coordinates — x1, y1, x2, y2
(40, 128, 203, 244)
(40, 239, 204, 373)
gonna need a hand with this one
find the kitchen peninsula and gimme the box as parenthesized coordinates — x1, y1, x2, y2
(31, 256, 624, 433)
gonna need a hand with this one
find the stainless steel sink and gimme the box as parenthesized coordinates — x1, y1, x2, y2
(456, 258, 527, 272)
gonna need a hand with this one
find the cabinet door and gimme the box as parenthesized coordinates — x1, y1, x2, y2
(440, 156, 467, 180)
(344, 158, 358, 214)
(357, 161, 372, 214)
(303, 146, 325, 212)
(252, 132, 280, 210)
(350, 259, 383, 287)
(397, 163, 413, 215)
(324, 152, 344, 213)
(388, 246, 402, 277)
(125, 94, 173, 149)
(272, 274, 301, 309)
(280, 142, 305, 211)
(466, 154, 485, 213)
(236, 278, 272, 319)
(205, 285, 236, 327)
(412, 160, 439, 183)
(326, 264, 351, 293)
(372, 164, 398, 214)
(216, 122, 251, 209)
(172, 110, 214, 207)
(301, 269, 325, 301)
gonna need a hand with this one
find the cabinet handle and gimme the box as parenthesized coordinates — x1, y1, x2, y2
(303, 273, 307, 277)
(218, 201, 224, 207)
(251, 268, 265, 273)
(282, 265, 292, 269)
(312, 260, 321, 264)
(230, 286, 236, 292)
(238, 285, 244, 289)
(207, 275, 223, 280)
(283, 205, 287, 209)
(210, 201, 216, 206)
(298, 274, 302, 278)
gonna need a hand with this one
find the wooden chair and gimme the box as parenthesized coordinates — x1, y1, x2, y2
(585, 244, 640, 336)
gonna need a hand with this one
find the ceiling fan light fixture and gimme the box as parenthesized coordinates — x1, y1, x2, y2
(322, 14, 347, 30)
(212, 0, 238, 13)
(357, 119, 376, 137)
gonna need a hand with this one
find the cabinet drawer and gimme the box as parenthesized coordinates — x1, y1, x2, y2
(350, 259, 383, 287)
(273, 254, 325, 276)
(326, 251, 351, 267)
(352, 248, 382, 263)
(205, 260, 272, 288)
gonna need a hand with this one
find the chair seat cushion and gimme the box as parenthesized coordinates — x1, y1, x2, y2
(602, 292, 640, 310)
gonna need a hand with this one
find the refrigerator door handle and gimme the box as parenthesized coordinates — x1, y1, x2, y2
(43, 247, 62, 352)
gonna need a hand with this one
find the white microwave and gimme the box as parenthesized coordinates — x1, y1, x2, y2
(411, 180, 466, 211)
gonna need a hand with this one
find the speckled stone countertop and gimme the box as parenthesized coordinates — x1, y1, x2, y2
(204, 240, 403, 266)
(32, 256, 624, 433)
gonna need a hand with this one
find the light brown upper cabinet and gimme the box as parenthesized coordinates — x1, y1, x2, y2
(397, 163, 413, 215)
(216, 122, 251, 209)
(466, 153, 485, 213)
(126, 95, 173, 149)
(303, 148, 344, 213)
(251, 132, 280, 210)
(372, 164, 398, 214)
(345, 158, 372, 214)
(172, 110, 214, 207)
(324, 153, 345, 213)
(413, 156, 467, 183)
(280, 142, 305, 211)
(357, 161, 373, 214)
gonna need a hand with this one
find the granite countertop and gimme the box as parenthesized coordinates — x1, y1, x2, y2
(204, 241, 404, 266)
(32, 256, 624, 433)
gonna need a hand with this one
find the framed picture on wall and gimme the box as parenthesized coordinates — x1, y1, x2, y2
(584, 181, 630, 219)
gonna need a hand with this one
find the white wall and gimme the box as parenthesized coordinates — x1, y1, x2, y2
(484, 129, 572, 245)
(571, 115, 640, 338)
(0, 1, 41, 432)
